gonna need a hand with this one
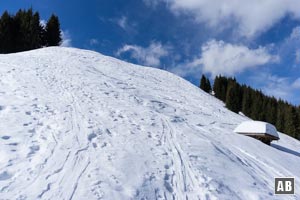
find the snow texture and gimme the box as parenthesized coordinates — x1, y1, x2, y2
(0, 47, 299, 200)
(234, 121, 279, 138)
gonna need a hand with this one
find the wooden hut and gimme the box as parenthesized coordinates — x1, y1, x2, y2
(234, 121, 280, 145)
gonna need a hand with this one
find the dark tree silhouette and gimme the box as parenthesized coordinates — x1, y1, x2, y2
(0, 9, 62, 53)
(211, 75, 300, 140)
(46, 14, 62, 46)
(0, 11, 16, 53)
(200, 75, 212, 93)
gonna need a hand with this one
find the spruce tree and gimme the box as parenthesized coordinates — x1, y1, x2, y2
(221, 77, 230, 102)
(0, 11, 15, 53)
(200, 75, 212, 93)
(276, 100, 285, 132)
(241, 86, 252, 116)
(206, 77, 212, 93)
(214, 76, 228, 102)
(212, 74, 300, 140)
(46, 14, 62, 46)
(39, 21, 47, 47)
(200, 75, 207, 92)
(31, 12, 43, 49)
(268, 97, 277, 125)
(296, 106, 300, 139)
(0, 9, 62, 53)
(284, 106, 299, 138)
(15, 9, 31, 51)
(213, 76, 221, 98)
(225, 82, 240, 113)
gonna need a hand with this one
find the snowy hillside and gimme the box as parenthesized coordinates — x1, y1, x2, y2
(0, 47, 299, 200)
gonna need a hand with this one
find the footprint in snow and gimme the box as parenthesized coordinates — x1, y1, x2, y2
(88, 133, 97, 141)
(7, 143, 18, 146)
(1, 136, 10, 140)
(171, 116, 185, 123)
(28, 145, 40, 156)
(0, 171, 12, 181)
(28, 129, 35, 134)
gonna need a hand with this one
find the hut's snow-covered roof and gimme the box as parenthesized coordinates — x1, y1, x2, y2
(234, 121, 279, 139)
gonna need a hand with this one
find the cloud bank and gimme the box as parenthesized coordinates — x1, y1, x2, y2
(116, 42, 170, 67)
(198, 40, 277, 76)
(250, 73, 300, 103)
(292, 78, 300, 89)
(60, 30, 72, 47)
(148, 0, 300, 38)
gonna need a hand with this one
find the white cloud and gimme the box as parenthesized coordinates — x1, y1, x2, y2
(169, 40, 277, 78)
(290, 26, 300, 39)
(117, 16, 128, 30)
(250, 73, 290, 100)
(291, 27, 300, 64)
(249, 73, 300, 104)
(296, 50, 300, 64)
(89, 38, 99, 46)
(292, 78, 300, 89)
(198, 40, 277, 77)
(40, 19, 46, 28)
(150, 0, 300, 38)
(143, 0, 161, 7)
(60, 30, 72, 47)
(115, 16, 137, 34)
(277, 26, 300, 68)
(169, 58, 202, 78)
(116, 42, 170, 67)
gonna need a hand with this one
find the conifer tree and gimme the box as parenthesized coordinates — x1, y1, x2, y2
(212, 75, 300, 141)
(213, 76, 228, 102)
(14, 8, 43, 51)
(200, 75, 207, 92)
(241, 86, 252, 116)
(31, 12, 43, 49)
(39, 21, 47, 47)
(200, 75, 212, 93)
(0, 11, 15, 53)
(213, 76, 221, 98)
(266, 97, 277, 125)
(296, 107, 300, 139)
(15, 9, 31, 51)
(206, 77, 212, 93)
(225, 82, 240, 113)
(0, 9, 62, 53)
(284, 106, 299, 138)
(45, 14, 62, 46)
(276, 100, 285, 132)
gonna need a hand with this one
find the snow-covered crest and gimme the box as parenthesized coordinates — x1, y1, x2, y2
(0, 47, 299, 199)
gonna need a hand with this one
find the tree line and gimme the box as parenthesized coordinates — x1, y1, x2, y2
(200, 75, 300, 140)
(0, 8, 62, 53)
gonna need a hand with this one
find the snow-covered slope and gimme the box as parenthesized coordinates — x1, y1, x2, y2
(0, 47, 299, 200)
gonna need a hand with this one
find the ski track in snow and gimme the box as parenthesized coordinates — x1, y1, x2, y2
(0, 47, 299, 200)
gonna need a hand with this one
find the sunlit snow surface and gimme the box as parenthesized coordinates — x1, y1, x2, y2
(0, 47, 299, 200)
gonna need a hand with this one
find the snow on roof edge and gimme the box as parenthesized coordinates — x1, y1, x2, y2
(234, 121, 279, 138)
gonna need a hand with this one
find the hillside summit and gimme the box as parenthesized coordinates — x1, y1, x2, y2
(0, 47, 299, 200)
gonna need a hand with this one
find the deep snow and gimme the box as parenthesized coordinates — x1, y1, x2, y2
(0, 47, 299, 200)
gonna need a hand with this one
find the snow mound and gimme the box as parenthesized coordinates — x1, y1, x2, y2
(234, 121, 279, 139)
(0, 47, 299, 200)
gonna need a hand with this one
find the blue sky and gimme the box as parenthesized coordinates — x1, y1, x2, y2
(1, 0, 300, 105)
